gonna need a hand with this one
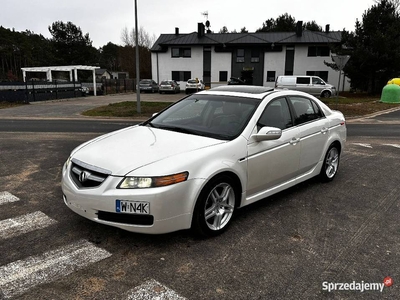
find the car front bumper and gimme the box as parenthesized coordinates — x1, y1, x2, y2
(61, 164, 204, 234)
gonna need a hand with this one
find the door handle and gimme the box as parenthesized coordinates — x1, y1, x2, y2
(290, 138, 300, 145)
(321, 127, 328, 134)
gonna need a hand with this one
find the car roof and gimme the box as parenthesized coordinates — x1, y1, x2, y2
(200, 85, 275, 99)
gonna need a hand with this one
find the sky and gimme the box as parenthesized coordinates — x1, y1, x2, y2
(1, 0, 376, 49)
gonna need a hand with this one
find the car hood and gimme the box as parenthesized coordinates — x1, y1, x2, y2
(72, 125, 224, 175)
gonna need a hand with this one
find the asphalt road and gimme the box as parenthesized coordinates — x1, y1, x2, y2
(0, 95, 400, 299)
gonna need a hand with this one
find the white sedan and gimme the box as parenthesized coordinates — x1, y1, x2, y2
(61, 86, 346, 237)
(185, 78, 205, 94)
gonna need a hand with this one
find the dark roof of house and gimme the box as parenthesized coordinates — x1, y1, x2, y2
(151, 30, 342, 52)
(95, 68, 110, 75)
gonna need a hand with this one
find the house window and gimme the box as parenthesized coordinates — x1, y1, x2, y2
(183, 48, 191, 57)
(171, 47, 191, 58)
(307, 46, 330, 57)
(172, 71, 191, 81)
(172, 48, 180, 57)
(251, 49, 260, 63)
(266, 71, 276, 82)
(236, 49, 245, 63)
(306, 71, 329, 82)
(219, 71, 228, 81)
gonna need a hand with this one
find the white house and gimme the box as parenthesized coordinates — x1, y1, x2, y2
(151, 22, 350, 92)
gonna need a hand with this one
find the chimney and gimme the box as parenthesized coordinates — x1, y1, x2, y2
(296, 21, 303, 37)
(175, 27, 179, 35)
(325, 24, 330, 33)
(198, 23, 205, 38)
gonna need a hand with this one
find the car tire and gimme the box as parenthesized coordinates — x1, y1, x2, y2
(191, 175, 237, 237)
(319, 144, 340, 182)
(321, 91, 331, 98)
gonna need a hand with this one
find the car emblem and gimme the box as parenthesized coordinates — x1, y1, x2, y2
(79, 170, 91, 183)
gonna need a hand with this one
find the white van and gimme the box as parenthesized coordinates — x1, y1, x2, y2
(275, 75, 336, 98)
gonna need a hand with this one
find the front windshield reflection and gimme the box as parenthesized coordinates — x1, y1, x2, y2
(145, 95, 260, 140)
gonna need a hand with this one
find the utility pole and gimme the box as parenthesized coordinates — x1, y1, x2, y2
(134, 0, 141, 113)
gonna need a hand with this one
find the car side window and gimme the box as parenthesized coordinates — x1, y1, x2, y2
(289, 96, 323, 125)
(296, 77, 310, 84)
(257, 98, 293, 130)
(312, 77, 324, 85)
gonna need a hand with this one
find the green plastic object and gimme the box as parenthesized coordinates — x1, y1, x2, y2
(381, 84, 400, 103)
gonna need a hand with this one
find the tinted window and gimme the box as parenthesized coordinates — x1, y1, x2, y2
(296, 77, 310, 84)
(258, 98, 293, 130)
(289, 96, 323, 125)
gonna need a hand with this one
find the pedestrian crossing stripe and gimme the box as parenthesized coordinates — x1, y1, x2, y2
(383, 143, 400, 149)
(0, 239, 112, 299)
(0, 192, 19, 205)
(0, 211, 57, 240)
(126, 279, 187, 300)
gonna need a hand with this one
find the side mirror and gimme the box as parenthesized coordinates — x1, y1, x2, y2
(252, 126, 282, 142)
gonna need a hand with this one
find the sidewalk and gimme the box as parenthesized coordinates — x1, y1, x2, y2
(0, 93, 183, 120)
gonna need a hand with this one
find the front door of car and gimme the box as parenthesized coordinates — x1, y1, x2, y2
(309, 77, 325, 96)
(288, 96, 330, 175)
(246, 97, 301, 201)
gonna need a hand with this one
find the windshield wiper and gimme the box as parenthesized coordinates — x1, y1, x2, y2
(150, 124, 203, 135)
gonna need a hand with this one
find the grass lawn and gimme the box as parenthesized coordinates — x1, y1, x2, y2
(81, 94, 400, 119)
(2, 94, 399, 119)
(81, 101, 174, 118)
(321, 93, 399, 117)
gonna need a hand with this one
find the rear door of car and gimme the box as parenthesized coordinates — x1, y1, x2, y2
(288, 95, 330, 175)
(246, 97, 301, 199)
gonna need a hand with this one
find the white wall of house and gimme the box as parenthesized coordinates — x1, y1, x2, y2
(152, 44, 351, 92)
(151, 48, 203, 89)
(262, 46, 350, 91)
(264, 51, 286, 88)
(210, 49, 232, 87)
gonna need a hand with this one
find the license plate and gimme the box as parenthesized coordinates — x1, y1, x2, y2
(115, 200, 150, 214)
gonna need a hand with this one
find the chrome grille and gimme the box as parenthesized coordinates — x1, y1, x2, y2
(70, 158, 111, 188)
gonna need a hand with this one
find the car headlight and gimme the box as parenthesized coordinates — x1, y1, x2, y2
(118, 171, 189, 189)
(64, 156, 72, 170)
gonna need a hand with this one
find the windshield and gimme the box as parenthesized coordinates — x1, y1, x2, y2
(140, 80, 152, 84)
(143, 94, 260, 140)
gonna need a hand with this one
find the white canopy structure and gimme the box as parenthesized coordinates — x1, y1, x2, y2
(21, 65, 100, 96)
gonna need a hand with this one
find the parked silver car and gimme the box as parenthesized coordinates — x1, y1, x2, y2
(61, 86, 346, 237)
(275, 75, 336, 98)
(159, 80, 180, 94)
